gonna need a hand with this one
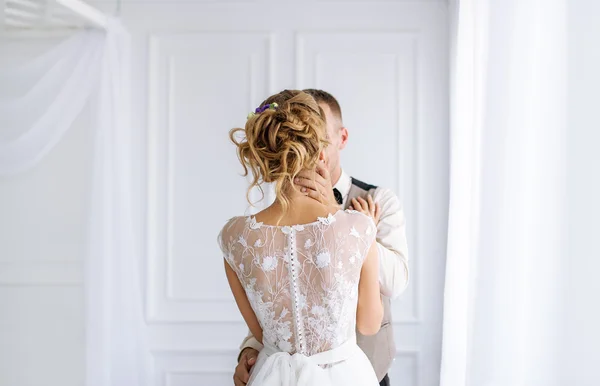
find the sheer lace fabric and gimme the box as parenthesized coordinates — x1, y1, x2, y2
(218, 210, 376, 356)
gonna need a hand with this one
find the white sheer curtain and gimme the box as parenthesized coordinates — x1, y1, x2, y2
(0, 20, 151, 386)
(441, 1, 567, 385)
(0, 31, 104, 173)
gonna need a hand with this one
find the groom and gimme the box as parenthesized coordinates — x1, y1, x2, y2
(233, 89, 410, 386)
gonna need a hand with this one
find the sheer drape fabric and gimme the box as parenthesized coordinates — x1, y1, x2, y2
(0, 20, 150, 386)
(441, 1, 567, 385)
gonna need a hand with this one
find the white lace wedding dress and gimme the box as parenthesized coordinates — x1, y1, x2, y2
(218, 209, 380, 386)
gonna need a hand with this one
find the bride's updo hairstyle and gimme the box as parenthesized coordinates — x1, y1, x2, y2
(230, 90, 329, 213)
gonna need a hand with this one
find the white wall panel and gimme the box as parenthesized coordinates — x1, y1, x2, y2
(146, 32, 273, 323)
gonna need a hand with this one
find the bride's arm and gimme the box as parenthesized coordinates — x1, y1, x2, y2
(224, 260, 263, 344)
(356, 241, 384, 335)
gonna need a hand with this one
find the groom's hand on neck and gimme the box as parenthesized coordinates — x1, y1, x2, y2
(294, 160, 340, 209)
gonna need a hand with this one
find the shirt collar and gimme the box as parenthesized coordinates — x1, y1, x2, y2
(333, 168, 352, 199)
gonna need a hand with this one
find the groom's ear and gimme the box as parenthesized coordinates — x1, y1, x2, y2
(339, 127, 349, 150)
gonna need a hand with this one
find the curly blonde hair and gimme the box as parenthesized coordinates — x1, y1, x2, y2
(229, 90, 329, 215)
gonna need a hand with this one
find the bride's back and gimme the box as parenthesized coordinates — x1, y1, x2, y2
(218, 209, 376, 355)
(221, 89, 375, 355)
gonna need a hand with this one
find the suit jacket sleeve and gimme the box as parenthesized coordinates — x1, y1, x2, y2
(372, 187, 410, 299)
(238, 330, 264, 361)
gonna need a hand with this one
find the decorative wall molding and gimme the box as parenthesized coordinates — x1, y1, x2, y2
(146, 31, 273, 323)
(151, 347, 421, 386)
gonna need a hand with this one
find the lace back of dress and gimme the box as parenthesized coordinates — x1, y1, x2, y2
(219, 210, 376, 356)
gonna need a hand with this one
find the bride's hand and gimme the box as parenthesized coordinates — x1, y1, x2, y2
(349, 195, 381, 225)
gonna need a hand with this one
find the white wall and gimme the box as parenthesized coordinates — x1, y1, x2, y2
(122, 2, 448, 386)
(564, 1, 600, 385)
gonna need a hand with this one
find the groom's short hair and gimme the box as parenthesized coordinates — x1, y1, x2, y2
(302, 89, 343, 123)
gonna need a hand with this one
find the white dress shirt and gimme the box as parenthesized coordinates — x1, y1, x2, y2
(334, 169, 410, 299)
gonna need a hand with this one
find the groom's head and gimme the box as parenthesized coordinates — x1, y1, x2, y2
(302, 89, 348, 183)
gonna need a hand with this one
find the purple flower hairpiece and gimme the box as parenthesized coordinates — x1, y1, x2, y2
(247, 102, 278, 119)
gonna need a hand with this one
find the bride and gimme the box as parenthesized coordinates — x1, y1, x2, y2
(218, 90, 382, 385)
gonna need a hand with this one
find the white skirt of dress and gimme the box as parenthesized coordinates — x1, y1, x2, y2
(248, 340, 379, 386)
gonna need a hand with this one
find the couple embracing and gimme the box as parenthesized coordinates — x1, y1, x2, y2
(218, 89, 409, 386)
